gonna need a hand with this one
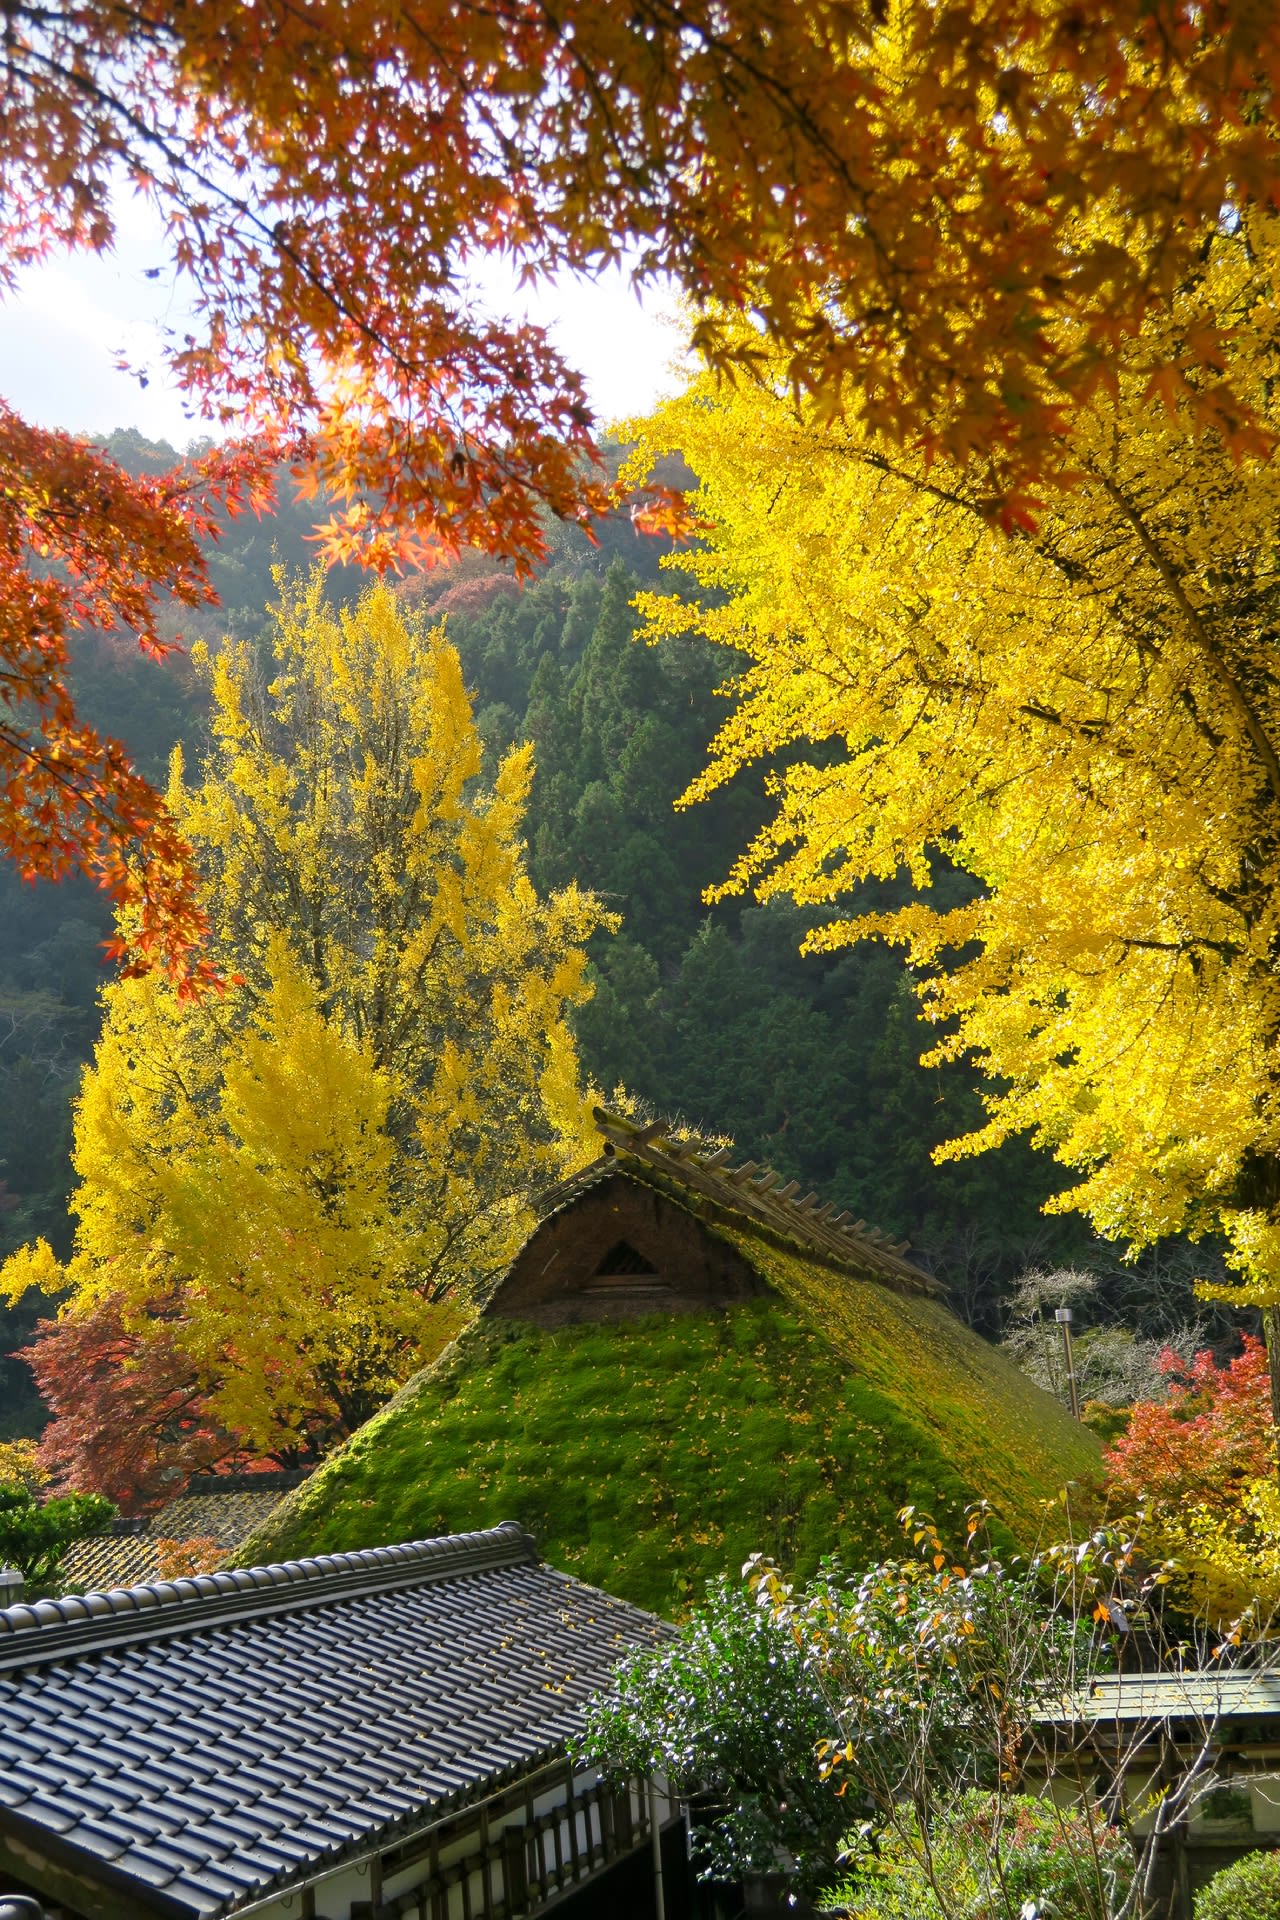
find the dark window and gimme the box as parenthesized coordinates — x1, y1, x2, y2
(593, 1241, 657, 1277)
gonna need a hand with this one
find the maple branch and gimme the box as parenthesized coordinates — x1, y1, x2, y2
(9, 14, 571, 503)
(13, 33, 405, 370)
(630, 0, 904, 299)
(0, 719, 143, 823)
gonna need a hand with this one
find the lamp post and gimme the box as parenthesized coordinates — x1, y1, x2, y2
(1055, 1306, 1081, 1422)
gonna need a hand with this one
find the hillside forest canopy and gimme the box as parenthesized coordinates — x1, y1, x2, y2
(4, 3, 1280, 976)
(1, 444, 1174, 1449)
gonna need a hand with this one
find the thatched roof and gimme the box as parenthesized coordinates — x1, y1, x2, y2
(235, 1122, 1098, 1612)
(528, 1106, 942, 1295)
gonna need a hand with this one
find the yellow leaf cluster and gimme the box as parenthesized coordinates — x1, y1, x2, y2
(1156, 1479, 1280, 1632)
(625, 216, 1280, 1304)
(2, 578, 612, 1450)
(0, 1439, 44, 1493)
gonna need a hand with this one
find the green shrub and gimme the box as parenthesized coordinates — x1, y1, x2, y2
(0, 1482, 116, 1597)
(831, 1791, 1133, 1920)
(1195, 1849, 1280, 1920)
(575, 1573, 843, 1894)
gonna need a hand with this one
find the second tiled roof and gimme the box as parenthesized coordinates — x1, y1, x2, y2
(59, 1484, 293, 1592)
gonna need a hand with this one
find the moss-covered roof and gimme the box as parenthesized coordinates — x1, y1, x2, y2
(237, 1134, 1100, 1616)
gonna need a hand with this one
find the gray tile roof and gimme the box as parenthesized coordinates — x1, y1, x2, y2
(60, 1486, 295, 1592)
(0, 1523, 664, 1918)
(1045, 1668, 1280, 1725)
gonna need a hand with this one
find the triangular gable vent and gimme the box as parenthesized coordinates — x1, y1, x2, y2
(593, 1240, 657, 1277)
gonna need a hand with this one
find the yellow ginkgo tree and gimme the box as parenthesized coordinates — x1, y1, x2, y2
(3, 576, 609, 1457)
(626, 213, 1280, 1411)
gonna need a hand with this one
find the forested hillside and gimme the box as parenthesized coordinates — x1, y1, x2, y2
(0, 432, 1195, 1436)
(440, 553, 1091, 1308)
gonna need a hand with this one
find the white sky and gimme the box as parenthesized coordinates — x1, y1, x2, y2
(0, 190, 685, 451)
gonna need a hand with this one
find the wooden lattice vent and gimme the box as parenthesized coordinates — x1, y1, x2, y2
(584, 1239, 666, 1298)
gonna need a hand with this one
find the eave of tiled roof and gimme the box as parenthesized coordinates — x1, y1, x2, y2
(0, 1522, 539, 1671)
(1039, 1668, 1280, 1725)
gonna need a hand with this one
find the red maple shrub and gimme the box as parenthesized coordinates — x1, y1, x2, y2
(1103, 1335, 1271, 1510)
(20, 1298, 257, 1514)
(430, 574, 520, 618)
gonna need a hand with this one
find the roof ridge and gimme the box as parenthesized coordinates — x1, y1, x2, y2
(589, 1108, 941, 1297)
(181, 1466, 315, 1496)
(0, 1521, 539, 1671)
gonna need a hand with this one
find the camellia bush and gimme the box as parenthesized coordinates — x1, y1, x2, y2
(574, 1573, 843, 1894)
(579, 1507, 1097, 1901)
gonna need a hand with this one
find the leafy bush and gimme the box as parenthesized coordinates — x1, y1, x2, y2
(0, 1482, 115, 1596)
(577, 1509, 1114, 1905)
(1194, 1849, 1280, 1920)
(0, 1440, 43, 1493)
(575, 1573, 844, 1893)
(749, 1507, 1096, 1837)
(830, 1791, 1133, 1920)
